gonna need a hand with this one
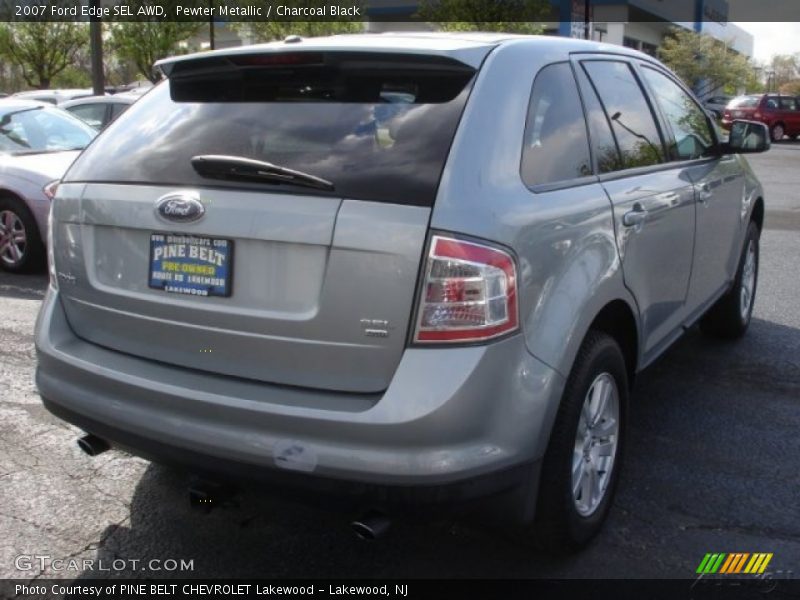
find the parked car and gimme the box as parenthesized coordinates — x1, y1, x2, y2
(703, 94, 731, 118)
(12, 88, 95, 105)
(0, 100, 96, 272)
(35, 34, 768, 549)
(61, 93, 137, 130)
(722, 93, 800, 141)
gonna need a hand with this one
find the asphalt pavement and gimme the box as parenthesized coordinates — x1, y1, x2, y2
(0, 145, 798, 581)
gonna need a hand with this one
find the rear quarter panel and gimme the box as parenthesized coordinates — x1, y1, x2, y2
(431, 40, 640, 384)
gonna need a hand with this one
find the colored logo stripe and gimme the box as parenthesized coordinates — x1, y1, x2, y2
(744, 553, 774, 574)
(697, 553, 727, 574)
(698, 553, 774, 575)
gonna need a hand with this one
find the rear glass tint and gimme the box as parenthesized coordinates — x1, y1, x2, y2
(64, 52, 476, 207)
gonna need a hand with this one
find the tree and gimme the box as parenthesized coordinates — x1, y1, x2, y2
(417, 0, 551, 33)
(231, 1, 364, 43)
(768, 54, 799, 89)
(0, 22, 88, 89)
(658, 28, 758, 98)
(109, 21, 203, 83)
(779, 79, 800, 96)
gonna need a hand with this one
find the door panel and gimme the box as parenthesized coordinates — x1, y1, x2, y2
(685, 159, 745, 309)
(578, 57, 696, 358)
(601, 171, 695, 355)
(636, 64, 745, 314)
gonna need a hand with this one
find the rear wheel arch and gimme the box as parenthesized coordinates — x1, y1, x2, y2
(584, 300, 639, 387)
(751, 197, 764, 231)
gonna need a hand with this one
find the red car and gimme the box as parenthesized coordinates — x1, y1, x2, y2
(722, 93, 800, 141)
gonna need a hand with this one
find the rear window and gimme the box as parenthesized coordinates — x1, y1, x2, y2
(64, 52, 476, 207)
(729, 96, 760, 108)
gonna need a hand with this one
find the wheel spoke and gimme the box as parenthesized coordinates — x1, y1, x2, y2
(595, 439, 616, 457)
(593, 416, 617, 438)
(8, 241, 20, 261)
(592, 379, 610, 427)
(3, 211, 15, 230)
(12, 231, 25, 244)
(580, 464, 592, 503)
(572, 462, 585, 498)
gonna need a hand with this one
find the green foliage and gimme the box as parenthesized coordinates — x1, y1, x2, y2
(0, 21, 88, 89)
(416, 0, 550, 33)
(109, 20, 203, 83)
(51, 65, 92, 88)
(658, 28, 757, 97)
(231, 0, 364, 43)
(767, 54, 799, 91)
(779, 79, 800, 96)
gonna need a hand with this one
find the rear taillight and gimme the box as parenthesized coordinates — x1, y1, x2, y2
(413, 235, 518, 343)
(43, 180, 59, 201)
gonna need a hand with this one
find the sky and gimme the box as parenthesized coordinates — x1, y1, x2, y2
(735, 22, 800, 64)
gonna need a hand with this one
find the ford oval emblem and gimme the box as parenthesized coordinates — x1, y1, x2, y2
(155, 192, 205, 223)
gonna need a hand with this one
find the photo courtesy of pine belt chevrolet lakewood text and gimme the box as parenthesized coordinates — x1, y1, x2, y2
(34, 33, 768, 550)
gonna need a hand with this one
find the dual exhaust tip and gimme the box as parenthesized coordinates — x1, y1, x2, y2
(77, 433, 110, 457)
(76, 433, 391, 539)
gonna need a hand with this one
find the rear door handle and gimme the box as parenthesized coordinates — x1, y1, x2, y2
(623, 205, 648, 227)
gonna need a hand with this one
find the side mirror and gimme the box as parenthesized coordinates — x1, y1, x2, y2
(724, 120, 770, 154)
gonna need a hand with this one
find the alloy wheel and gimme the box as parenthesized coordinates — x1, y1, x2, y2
(572, 372, 620, 517)
(0, 210, 27, 267)
(740, 239, 757, 320)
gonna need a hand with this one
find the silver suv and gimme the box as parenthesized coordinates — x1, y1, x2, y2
(35, 33, 768, 550)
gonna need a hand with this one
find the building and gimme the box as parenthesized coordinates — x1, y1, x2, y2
(365, 0, 753, 58)
(197, 0, 754, 75)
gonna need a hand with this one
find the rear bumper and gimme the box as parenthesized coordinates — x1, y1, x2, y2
(35, 288, 563, 508)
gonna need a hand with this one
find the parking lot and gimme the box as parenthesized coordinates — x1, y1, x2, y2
(1, 144, 799, 581)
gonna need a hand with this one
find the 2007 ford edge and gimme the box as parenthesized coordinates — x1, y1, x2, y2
(35, 33, 769, 550)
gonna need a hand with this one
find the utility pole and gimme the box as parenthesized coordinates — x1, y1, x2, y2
(89, 0, 104, 95)
(584, 0, 591, 40)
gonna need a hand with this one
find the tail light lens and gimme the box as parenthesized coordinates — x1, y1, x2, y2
(413, 235, 518, 343)
(43, 180, 59, 201)
(46, 201, 57, 291)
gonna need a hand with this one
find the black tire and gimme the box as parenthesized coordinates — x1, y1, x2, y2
(530, 331, 628, 553)
(700, 221, 760, 339)
(0, 195, 46, 274)
(770, 123, 785, 142)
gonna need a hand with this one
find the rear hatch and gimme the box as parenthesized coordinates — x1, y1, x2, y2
(56, 49, 478, 393)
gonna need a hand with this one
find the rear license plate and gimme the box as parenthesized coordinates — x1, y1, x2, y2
(149, 233, 233, 297)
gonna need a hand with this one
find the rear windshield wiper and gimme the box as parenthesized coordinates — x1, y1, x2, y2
(190, 155, 334, 192)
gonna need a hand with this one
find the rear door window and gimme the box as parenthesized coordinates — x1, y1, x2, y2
(520, 62, 592, 187)
(67, 103, 107, 129)
(64, 52, 476, 207)
(574, 64, 623, 173)
(582, 60, 665, 170)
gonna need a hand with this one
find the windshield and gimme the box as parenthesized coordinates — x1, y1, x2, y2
(0, 106, 96, 155)
(64, 53, 476, 206)
(728, 96, 760, 108)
